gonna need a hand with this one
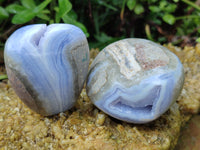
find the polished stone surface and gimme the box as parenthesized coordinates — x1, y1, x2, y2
(87, 38, 184, 123)
(4, 24, 90, 116)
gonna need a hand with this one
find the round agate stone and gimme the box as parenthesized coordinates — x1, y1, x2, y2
(86, 38, 184, 124)
(4, 24, 90, 116)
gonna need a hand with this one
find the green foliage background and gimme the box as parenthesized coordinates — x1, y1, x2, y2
(0, 0, 200, 50)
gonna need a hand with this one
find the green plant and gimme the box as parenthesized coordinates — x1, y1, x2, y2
(0, 0, 200, 51)
(70, 0, 200, 48)
(0, 0, 89, 51)
(0, 74, 7, 80)
(124, 0, 200, 45)
(196, 37, 200, 43)
(72, 0, 126, 49)
(176, 0, 200, 41)
(6, 0, 51, 24)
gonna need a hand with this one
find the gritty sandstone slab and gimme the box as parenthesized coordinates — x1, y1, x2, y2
(175, 115, 200, 150)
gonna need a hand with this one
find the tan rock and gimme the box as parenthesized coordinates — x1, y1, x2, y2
(0, 44, 200, 149)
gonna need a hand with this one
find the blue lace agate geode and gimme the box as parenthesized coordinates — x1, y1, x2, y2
(86, 38, 184, 124)
(4, 24, 90, 116)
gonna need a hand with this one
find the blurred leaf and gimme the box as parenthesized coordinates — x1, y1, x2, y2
(94, 32, 112, 43)
(164, 4, 177, 13)
(173, 0, 179, 2)
(42, 9, 50, 14)
(134, 4, 144, 15)
(55, 12, 60, 23)
(21, 0, 36, 9)
(62, 14, 89, 37)
(12, 9, 35, 24)
(112, 0, 123, 6)
(149, 5, 160, 12)
(98, 0, 118, 11)
(120, 0, 126, 20)
(162, 13, 176, 25)
(54, 6, 60, 23)
(182, 0, 200, 11)
(127, 0, 137, 10)
(145, 24, 154, 41)
(58, 0, 72, 17)
(54, 7, 59, 12)
(33, 0, 51, 14)
(91, 33, 124, 49)
(49, 19, 54, 24)
(196, 37, 200, 43)
(37, 13, 50, 21)
(68, 10, 78, 20)
(0, 6, 9, 19)
(159, 1, 167, 10)
(148, 0, 158, 3)
(0, 75, 8, 81)
(12, 0, 51, 24)
(158, 37, 167, 43)
(6, 4, 24, 14)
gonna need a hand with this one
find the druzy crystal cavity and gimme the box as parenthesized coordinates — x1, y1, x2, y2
(4, 24, 90, 116)
(86, 38, 184, 124)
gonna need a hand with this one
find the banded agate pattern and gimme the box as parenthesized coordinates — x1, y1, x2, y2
(4, 24, 89, 116)
(87, 38, 184, 123)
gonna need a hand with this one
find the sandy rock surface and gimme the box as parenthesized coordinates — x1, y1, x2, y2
(0, 44, 200, 150)
(175, 115, 200, 150)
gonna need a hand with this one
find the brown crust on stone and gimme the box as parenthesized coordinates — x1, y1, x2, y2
(135, 44, 169, 70)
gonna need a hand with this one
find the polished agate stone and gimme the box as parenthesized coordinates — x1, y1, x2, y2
(4, 24, 90, 116)
(86, 38, 184, 124)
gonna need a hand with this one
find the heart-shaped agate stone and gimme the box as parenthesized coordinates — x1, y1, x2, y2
(86, 38, 184, 124)
(4, 24, 90, 116)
